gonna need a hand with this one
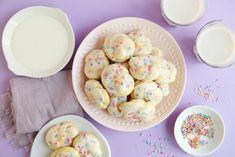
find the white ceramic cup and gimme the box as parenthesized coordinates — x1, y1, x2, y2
(194, 20, 235, 68)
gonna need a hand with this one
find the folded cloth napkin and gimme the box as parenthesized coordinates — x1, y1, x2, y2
(0, 70, 83, 151)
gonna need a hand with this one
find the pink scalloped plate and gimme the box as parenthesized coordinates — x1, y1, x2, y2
(72, 17, 186, 132)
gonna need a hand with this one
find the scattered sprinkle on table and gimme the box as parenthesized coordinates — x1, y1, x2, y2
(137, 133, 188, 157)
(181, 113, 215, 149)
(194, 80, 222, 103)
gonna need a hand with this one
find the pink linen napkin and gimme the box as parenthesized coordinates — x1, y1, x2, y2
(0, 70, 83, 151)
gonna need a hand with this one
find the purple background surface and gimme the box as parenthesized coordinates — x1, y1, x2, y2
(0, 0, 235, 157)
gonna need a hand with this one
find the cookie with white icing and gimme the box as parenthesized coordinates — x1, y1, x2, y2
(157, 59, 177, 83)
(132, 81, 163, 104)
(119, 99, 156, 122)
(150, 47, 163, 58)
(129, 55, 163, 80)
(45, 122, 79, 149)
(50, 147, 80, 157)
(103, 33, 135, 62)
(84, 49, 109, 79)
(85, 80, 110, 109)
(73, 132, 102, 157)
(128, 31, 152, 56)
(101, 64, 134, 96)
(155, 81, 170, 97)
(107, 96, 127, 117)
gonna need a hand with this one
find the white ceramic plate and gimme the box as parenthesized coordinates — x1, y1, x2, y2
(30, 115, 111, 157)
(72, 17, 186, 131)
(2, 6, 75, 78)
(174, 105, 225, 156)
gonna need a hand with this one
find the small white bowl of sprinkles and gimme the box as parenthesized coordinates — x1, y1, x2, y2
(174, 105, 225, 156)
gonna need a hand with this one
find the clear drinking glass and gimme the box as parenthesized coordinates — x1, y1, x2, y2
(160, 0, 205, 26)
(194, 20, 235, 68)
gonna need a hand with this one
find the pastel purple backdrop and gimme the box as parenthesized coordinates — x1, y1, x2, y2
(0, 0, 235, 157)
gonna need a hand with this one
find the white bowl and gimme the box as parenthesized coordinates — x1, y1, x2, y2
(2, 6, 75, 78)
(30, 115, 111, 157)
(174, 105, 225, 156)
(72, 17, 186, 131)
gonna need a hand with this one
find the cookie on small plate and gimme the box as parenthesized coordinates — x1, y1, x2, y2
(45, 122, 79, 149)
(73, 132, 102, 157)
(50, 147, 80, 157)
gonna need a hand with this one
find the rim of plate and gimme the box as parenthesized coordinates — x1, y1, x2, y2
(30, 115, 111, 157)
(174, 105, 225, 156)
(2, 6, 75, 78)
(72, 17, 187, 132)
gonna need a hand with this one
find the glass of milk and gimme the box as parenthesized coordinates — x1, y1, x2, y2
(161, 0, 205, 26)
(194, 20, 235, 68)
